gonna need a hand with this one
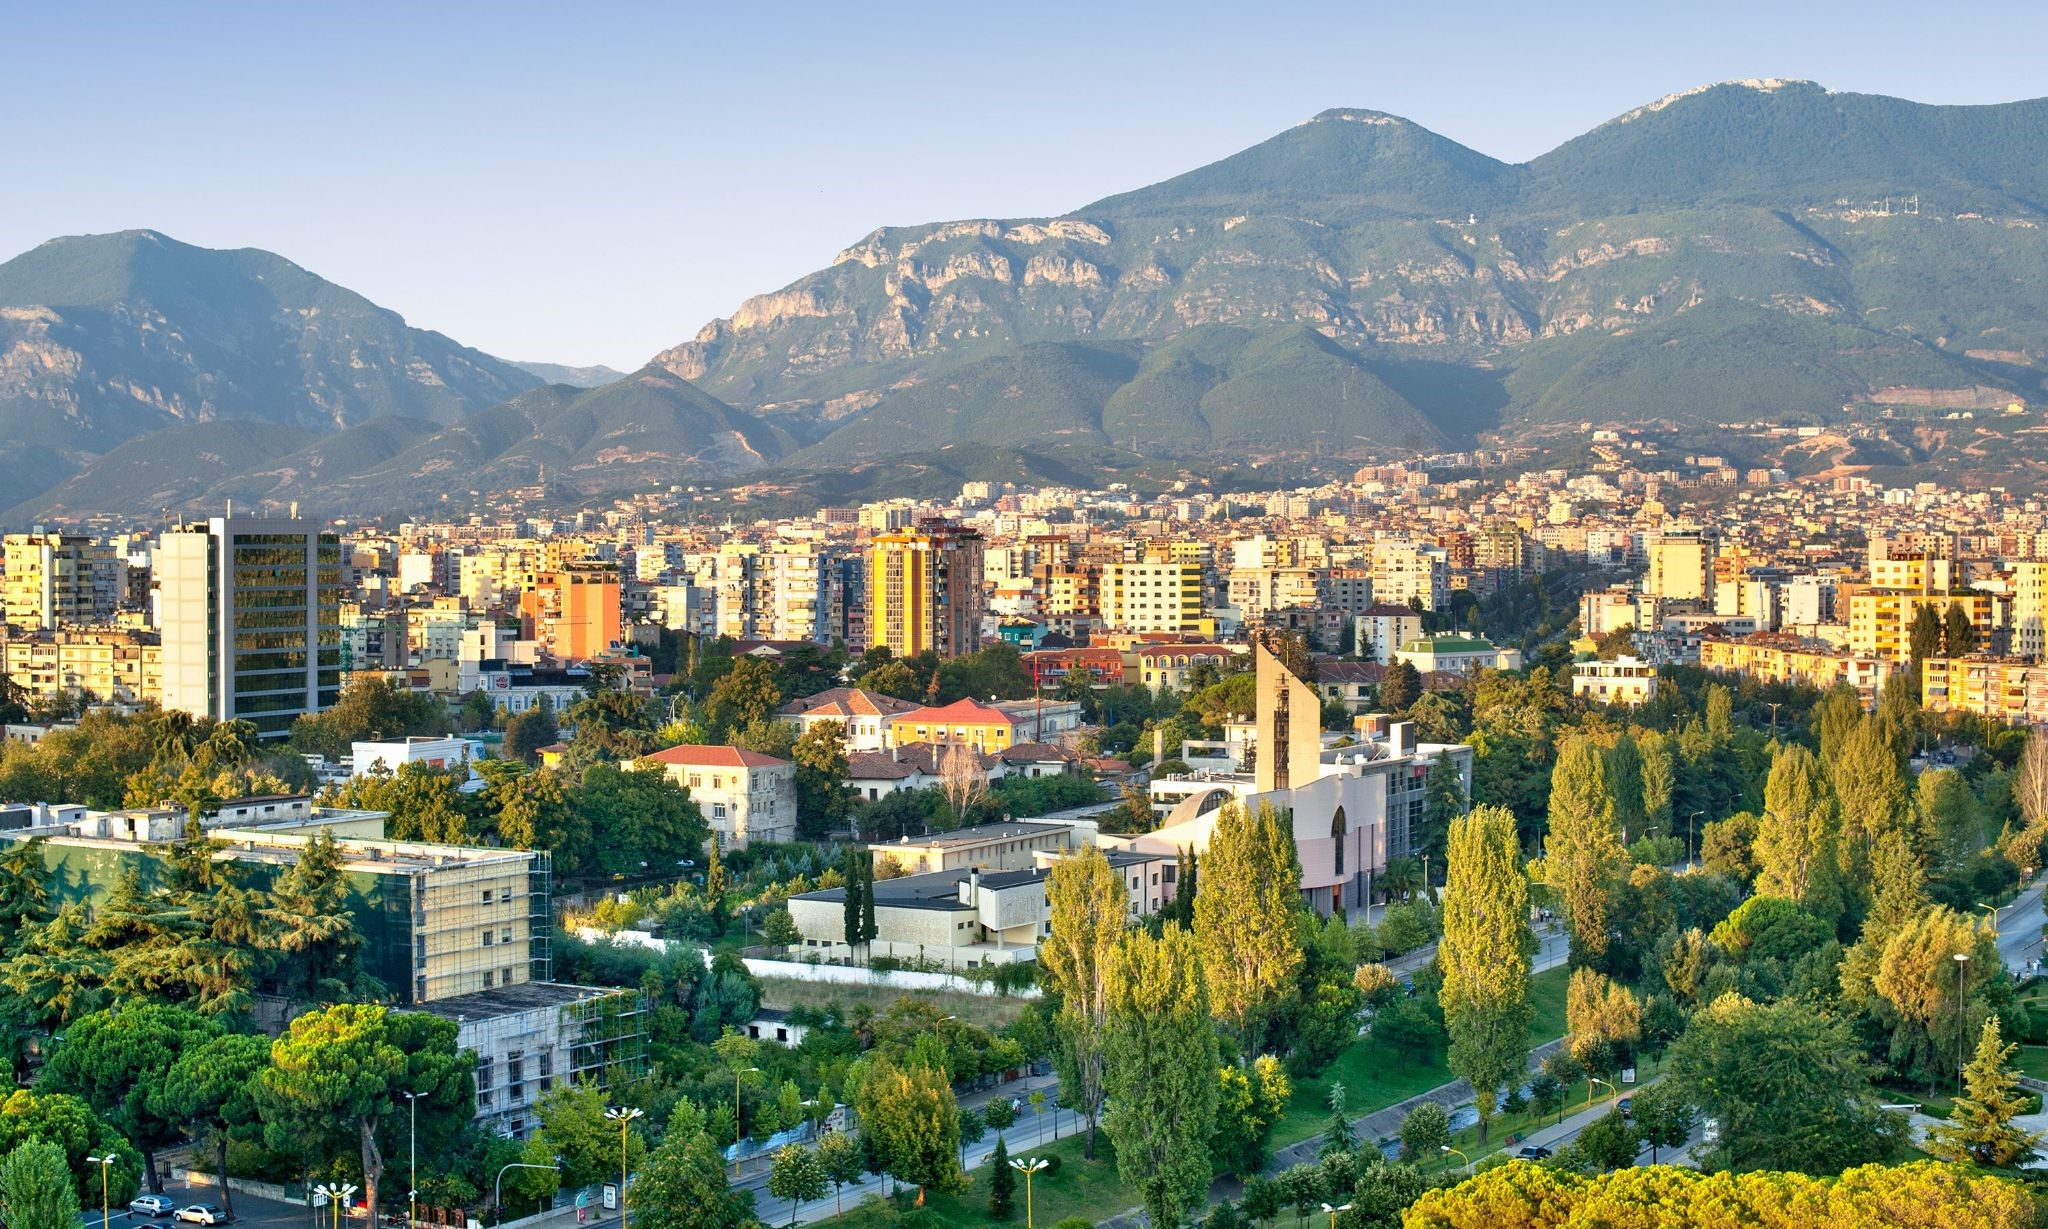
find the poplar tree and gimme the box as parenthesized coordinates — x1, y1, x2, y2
(1193, 803, 1305, 1056)
(1102, 924, 1219, 1229)
(1915, 768, 1981, 881)
(1437, 803, 1531, 1143)
(1754, 744, 1839, 916)
(1606, 735, 1647, 845)
(1039, 844, 1126, 1160)
(1546, 737, 1626, 963)
(1830, 718, 1910, 879)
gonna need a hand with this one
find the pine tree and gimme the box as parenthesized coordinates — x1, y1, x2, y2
(988, 1135, 1015, 1220)
(1193, 803, 1305, 1056)
(1319, 1082, 1356, 1157)
(1927, 1016, 2044, 1167)
(1102, 924, 1220, 1229)
(0, 1137, 80, 1229)
(1438, 803, 1532, 1143)
(1546, 737, 1626, 963)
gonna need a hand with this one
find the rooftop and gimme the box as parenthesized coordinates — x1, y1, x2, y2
(413, 981, 633, 1023)
(872, 819, 1066, 849)
(641, 744, 791, 769)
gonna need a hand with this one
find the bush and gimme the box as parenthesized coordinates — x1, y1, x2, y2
(1629, 835, 1687, 868)
(1052, 1220, 1094, 1229)
(1037, 1154, 1062, 1177)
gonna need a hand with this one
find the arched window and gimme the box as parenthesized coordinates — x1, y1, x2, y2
(1331, 805, 1347, 879)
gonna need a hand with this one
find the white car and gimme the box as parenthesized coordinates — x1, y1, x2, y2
(174, 1206, 232, 1225)
(130, 1197, 176, 1217)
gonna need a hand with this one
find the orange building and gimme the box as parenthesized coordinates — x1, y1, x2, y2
(520, 561, 621, 661)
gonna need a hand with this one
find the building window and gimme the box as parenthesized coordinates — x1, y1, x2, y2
(483, 971, 495, 988)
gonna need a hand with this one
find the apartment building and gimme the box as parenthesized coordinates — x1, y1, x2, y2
(869, 520, 985, 658)
(638, 745, 798, 849)
(1571, 656, 1660, 706)
(1098, 561, 1206, 634)
(1699, 632, 1895, 704)
(3, 533, 121, 631)
(1, 627, 160, 705)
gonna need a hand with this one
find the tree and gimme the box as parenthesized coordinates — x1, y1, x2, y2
(937, 741, 989, 827)
(1319, 1083, 1355, 1157)
(1398, 1101, 1449, 1160)
(263, 826, 377, 1005)
(0, 1138, 80, 1229)
(1547, 736, 1627, 963)
(815, 1130, 863, 1217)
(853, 1055, 963, 1205)
(1924, 1015, 2041, 1167)
(790, 721, 853, 838)
(1437, 803, 1531, 1143)
(503, 702, 559, 765)
(576, 762, 712, 876)
(1943, 601, 1977, 656)
(841, 846, 867, 956)
(1194, 803, 1305, 1055)
(1573, 1110, 1637, 1172)
(706, 657, 782, 736)
(1831, 718, 1910, 876)
(1414, 756, 1468, 867)
(1210, 1055, 1290, 1180)
(1039, 844, 1126, 1160)
(159, 1032, 269, 1215)
(1626, 1082, 1694, 1164)
(760, 907, 801, 950)
(1875, 906, 2001, 1095)
(1101, 924, 1219, 1229)
(1607, 735, 1647, 844)
(1916, 768, 1982, 882)
(1564, 969, 1640, 1074)
(628, 1103, 753, 1229)
(38, 1002, 220, 1193)
(530, 1083, 648, 1192)
(1669, 992, 1902, 1173)
(290, 675, 449, 759)
(988, 1134, 1015, 1220)
(1528, 1070, 1565, 1125)
(1378, 661, 1420, 713)
(767, 1143, 825, 1227)
(255, 1005, 472, 1218)
(1753, 743, 1838, 913)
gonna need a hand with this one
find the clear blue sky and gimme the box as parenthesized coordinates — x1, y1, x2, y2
(5, 1, 2043, 369)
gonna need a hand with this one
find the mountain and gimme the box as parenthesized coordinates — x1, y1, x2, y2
(0, 229, 542, 504)
(6, 367, 794, 522)
(511, 360, 628, 388)
(658, 82, 2048, 457)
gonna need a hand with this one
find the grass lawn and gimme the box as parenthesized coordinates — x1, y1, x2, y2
(754, 977, 1031, 1032)
(1271, 963, 1571, 1145)
(2014, 1045, 2048, 1083)
(816, 1130, 1134, 1228)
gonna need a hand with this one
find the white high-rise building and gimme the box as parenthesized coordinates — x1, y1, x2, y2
(157, 516, 341, 739)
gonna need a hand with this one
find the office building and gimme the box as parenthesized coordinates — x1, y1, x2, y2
(157, 516, 342, 738)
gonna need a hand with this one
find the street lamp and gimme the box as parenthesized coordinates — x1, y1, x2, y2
(492, 1163, 559, 1218)
(1322, 1201, 1356, 1228)
(604, 1105, 644, 1223)
(1009, 1156, 1049, 1229)
(733, 1066, 760, 1178)
(313, 1182, 359, 1229)
(400, 1089, 424, 1229)
(1956, 952, 1972, 1094)
(85, 1153, 115, 1229)
(1588, 1075, 1616, 1111)
(1688, 811, 1706, 866)
(1440, 1145, 1472, 1177)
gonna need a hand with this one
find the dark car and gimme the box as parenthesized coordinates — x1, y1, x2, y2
(1517, 1145, 1553, 1160)
(1618, 1097, 1634, 1117)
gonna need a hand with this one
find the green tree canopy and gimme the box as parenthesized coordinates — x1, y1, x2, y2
(1438, 803, 1532, 1143)
(1101, 924, 1219, 1229)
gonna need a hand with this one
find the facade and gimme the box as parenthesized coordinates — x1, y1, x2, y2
(1354, 604, 1424, 664)
(1846, 590, 1995, 662)
(869, 519, 985, 658)
(3, 533, 120, 631)
(1129, 643, 1244, 691)
(638, 745, 798, 848)
(775, 686, 920, 752)
(1921, 655, 2048, 726)
(523, 561, 622, 661)
(869, 819, 1074, 876)
(1698, 633, 1895, 704)
(352, 736, 476, 779)
(0, 627, 159, 705)
(1571, 656, 1660, 706)
(1098, 562, 1206, 635)
(1645, 527, 1713, 603)
(1394, 635, 1521, 676)
(157, 516, 342, 738)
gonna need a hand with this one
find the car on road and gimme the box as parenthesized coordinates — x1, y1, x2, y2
(174, 1206, 233, 1225)
(137, 1220, 177, 1229)
(1516, 1145, 1553, 1160)
(1618, 1097, 1633, 1117)
(131, 1197, 176, 1217)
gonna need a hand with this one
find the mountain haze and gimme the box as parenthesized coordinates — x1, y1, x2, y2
(11, 81, 2048, 520)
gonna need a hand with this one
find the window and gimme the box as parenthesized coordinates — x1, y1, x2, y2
(713, 803, 728, 819)
(483, 930, 495, 946)
(483, 970, 495, 988)
(482, 888, 494, 904)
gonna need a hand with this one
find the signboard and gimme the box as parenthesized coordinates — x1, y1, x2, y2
(601, 1184, 617, 1211)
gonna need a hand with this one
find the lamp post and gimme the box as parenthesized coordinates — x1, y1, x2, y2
(1688, 811, 1705, 866)
(1956, 952, 1972, 1094)
(492, 1164, 559, 1218)
(604, 1105, 643, 1223)
(1440, 1145, 1472, 1177)
(1588, 1075, 1616, 1111)
(400, 1089, 423, 1229)
(313, 1183, 358, 1229)
(85, 1153, 114, 1229)
(1009, 1156, 1049, 1229)
(733, 1066, 760, 1178)
(1322, 1201, 1356, 1228)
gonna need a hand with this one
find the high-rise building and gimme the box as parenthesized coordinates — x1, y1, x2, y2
(1099, 561, 1205, 634)
(520, 561, 621, 660)
(1644, 527, 1714, 603)
(157, 516, 342, 738)
(3, 533, 119, 631)
(869, 519, 985, 658)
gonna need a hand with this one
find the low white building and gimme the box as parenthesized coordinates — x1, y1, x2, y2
(351, 736, 477, 780)
(776, 687, 921, 753)
(1571, 656, 1660, 706)
(1394, 635, 1523, 677)
(638, 745, 798, 849)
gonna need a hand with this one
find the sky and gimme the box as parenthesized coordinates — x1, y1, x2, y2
(6, 1, 2046, 370)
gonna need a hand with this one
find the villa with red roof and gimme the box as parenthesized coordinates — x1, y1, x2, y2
(884, 697, 1023, 752)
(639, 744, 797, 849)
(776, 686, 921, 751)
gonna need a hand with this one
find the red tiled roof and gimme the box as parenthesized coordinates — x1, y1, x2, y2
(641, 744, 790, 769)
(778, 687, 921, 719)
(892, 697, 1016, 727)
(1131, 643, 1239, 660)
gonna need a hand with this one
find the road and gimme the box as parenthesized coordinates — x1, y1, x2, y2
(82, 1182, 316, 1229)
(1995, 874, 2045, 975)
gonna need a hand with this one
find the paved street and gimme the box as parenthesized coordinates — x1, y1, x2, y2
(84, 1183, 317, 1229)
(1996, 874, 2045, 975)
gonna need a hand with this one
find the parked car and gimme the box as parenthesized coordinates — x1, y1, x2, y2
(130, 1197, 176, 1217)
(1618, 1097, 1634, 1117)
(1516, 1145, 1553, 1160)
(175, 1206, 232, 1225)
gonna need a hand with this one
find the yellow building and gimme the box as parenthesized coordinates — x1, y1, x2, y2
(1921, 656, 2048, 726)
(869, 520, 985, 658)
(1099, 561, 1205, 635)
(1845, 590, 1993, 662)
(885, 697, 1018, 752)
(1699, 633, 1895, 704)
(1645, 528, 1713, 602)
(3, 533, 118, 631)
(1, 628, 160, 705)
